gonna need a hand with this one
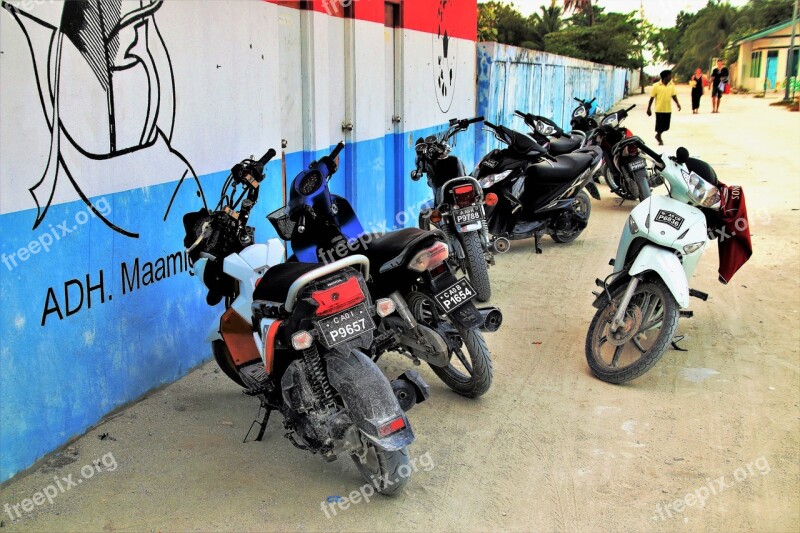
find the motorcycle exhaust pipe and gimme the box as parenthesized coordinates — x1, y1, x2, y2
(477, 306, 503, 332)
(492, 237, 511, 254)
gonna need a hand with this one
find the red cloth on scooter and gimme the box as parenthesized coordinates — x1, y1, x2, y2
(714, 183, 752, 284)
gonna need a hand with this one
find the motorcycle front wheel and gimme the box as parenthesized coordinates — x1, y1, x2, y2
(585, 279, 680, 384)
(351, 442, 409, 495)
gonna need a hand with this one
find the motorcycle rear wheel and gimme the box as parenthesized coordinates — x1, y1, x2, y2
(551, 190, 591, 243)
(585, 279, 680, 384)
(351, 443, 410, 495)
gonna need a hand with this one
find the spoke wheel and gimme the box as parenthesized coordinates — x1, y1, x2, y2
(585, 279, 680, 384)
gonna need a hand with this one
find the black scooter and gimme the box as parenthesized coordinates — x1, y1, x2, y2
(267, 143, 501, 398)
(474, 121, 602, 253)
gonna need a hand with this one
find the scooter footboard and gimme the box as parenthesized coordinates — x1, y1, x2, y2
(629, 245, 690, 308)
(326, 350, 413, 451)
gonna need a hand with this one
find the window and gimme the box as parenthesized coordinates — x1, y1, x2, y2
(750, 51, 762, 78)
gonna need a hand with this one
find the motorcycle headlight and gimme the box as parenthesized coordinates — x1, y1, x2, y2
(535, 120, 556, 136)
(683, 242, 705, 255)
(478, 169, 512, 188)
(683, 171, 721, 208)
(601, 113, 618, 127)
(573, 107, 587, 118)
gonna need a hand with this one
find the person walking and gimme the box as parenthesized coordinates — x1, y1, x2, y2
(646, 70, 681, 146)
(690, 68, 706, 113)
(710, 59, 729, 113)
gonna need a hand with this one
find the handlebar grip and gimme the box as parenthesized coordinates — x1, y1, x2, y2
(484, 121, 498, 129)
(637, 142, 665, 168)
(573, 98, 582, 103)
(514, 110, 526, 118)
(257, 148, 277, 167)
(330, 141, 345, 160)
(468, 116, 484, 125)
(626, 104, 636, 111)
(589, 97, 596, 104)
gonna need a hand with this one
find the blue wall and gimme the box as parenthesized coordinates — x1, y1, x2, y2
(476, 42, 629, 157)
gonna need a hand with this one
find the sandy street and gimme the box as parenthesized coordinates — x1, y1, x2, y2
(1, 86, 798, 532)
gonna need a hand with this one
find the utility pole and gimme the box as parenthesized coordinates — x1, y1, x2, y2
(639, 0, 646, 94)
(784, 0, 798, 102)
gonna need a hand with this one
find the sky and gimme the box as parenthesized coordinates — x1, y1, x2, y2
(506, 0, 752, 29)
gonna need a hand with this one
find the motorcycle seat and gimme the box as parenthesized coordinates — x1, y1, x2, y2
(527, 152, 595, 183)
(363, 228, 441, 274)
(548, 133, 583, 155)
(253, 262, 323, 303)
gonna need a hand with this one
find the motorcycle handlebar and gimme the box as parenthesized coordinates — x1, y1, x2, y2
(626, 104, 636, 112)
(637, 142, 665, 169)
(330, 141, 345, 160)
(514, 110, 526, 118)
(257, 148, 277, 167)
(484, 121, 498, 129)
(467, 116, 484, 125)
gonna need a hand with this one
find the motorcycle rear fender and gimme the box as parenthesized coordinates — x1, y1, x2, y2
(629, 245, 690, 308)
(326, 349, 414, 451)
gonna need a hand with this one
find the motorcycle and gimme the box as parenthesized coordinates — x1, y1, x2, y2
(182, 149, 416, 494)
(412, 117, 494, 302)
(514, 110, 593, 162)
(585, 104, 664, 201)
(569, 96, 601, 133)
(267, 143, 501, 398)
(585, 145, 746, 383)
(473, 120, 602, 253)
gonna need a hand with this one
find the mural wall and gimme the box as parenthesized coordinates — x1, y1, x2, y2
(0, 0, 478, 481)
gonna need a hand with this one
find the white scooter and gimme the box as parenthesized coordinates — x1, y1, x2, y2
(585, 144, 731, 383)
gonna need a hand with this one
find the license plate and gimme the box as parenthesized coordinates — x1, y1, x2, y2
(316, 303, 375, 347)
(453, 206, 481, 225)
(434, 278, 476, 313)
(628, 158, 646, 171)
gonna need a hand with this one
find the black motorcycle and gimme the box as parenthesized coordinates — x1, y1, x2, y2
(267, 143, 502, 398)
(182, 149, 415, 494)
(474, 121, 602, 253)
(569, 96, 601, 133)
(585, 105, 663, 201)
(514, 110, 592, 160)
(412, 117, 494, 302)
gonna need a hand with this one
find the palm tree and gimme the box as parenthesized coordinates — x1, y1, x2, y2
(563, 0, 594, 26)
(526, 1, 563, 50)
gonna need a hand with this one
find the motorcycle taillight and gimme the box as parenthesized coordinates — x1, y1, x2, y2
(453, 185, 476, 208)
(624, 129, 633, 138)
(622, 144, 639, 157)
(311, 276, 365, 317)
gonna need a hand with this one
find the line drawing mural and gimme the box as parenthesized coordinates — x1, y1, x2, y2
(1, 0, 206, 239)
(433, 0, 457, 114)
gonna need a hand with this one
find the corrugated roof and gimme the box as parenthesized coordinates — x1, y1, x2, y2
(734, 19, 797, 45)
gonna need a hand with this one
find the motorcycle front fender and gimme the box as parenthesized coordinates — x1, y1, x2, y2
(326, 349, 414, 451)
(629, 245, 690, 308)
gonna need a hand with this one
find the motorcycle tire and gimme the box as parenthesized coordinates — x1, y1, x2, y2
(461, 231, 491, 302)
(551, 190, 591, 243)
(351, 443, 410, 495)
(429, 326, 493, 398)
(212, 340, 245, 387)
(585, 279, 680, 384)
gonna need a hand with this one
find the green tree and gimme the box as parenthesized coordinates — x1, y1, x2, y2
(523, 0, 564, 50)
(544, 11, 644, 68)
(563, 0, 596, 26)
(478, 2, 499, 42)
(673, 2, 739, 78)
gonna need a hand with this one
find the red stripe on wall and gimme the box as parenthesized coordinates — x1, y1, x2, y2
(402, 0, 477, 41)
(265, 0, 477, 40)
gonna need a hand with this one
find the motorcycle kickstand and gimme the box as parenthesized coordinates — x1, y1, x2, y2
(534, 233, 543, 254)
(671, 335, 688, 352)
(243, 400, 272, 443)
(616, 197, 626, 207)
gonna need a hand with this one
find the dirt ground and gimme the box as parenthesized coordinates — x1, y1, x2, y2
(1, 86, 798, 532)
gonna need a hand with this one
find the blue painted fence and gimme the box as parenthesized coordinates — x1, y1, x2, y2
(475, 42, 630, 161)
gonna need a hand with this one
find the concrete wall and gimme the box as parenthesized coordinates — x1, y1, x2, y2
(475, 42, 629, 157)
(0, 0, 478, 481)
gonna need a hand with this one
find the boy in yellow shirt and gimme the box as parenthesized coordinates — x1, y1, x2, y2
(646, 70, 681, 145)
